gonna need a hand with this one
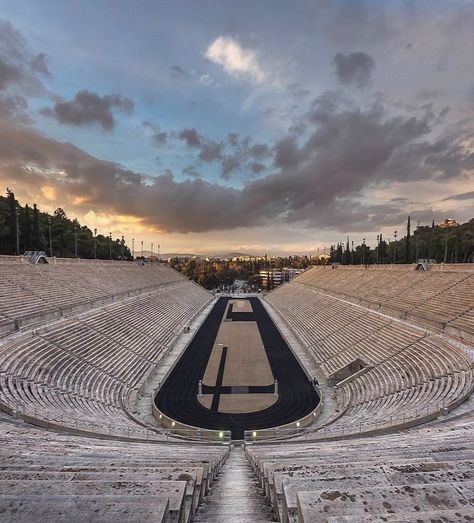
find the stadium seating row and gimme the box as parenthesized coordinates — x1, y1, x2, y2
(0, 411, 228, 522)
(294, 266, 474, 341)
(0, 262, 184, 334)
(246, 411, 474, 522)
(266, 270, 473, 435)
(0, 262, 212, 439)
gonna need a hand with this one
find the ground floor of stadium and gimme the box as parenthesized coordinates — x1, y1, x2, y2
(155, 297, 320, 439)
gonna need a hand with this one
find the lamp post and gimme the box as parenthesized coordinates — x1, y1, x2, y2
(394, 230, 398, 263)
(94, 228, 97, 259)
(15, 204, 20, 255)
(74, 226, 78, 258)
(351, 240, 354, 265)
(415, 221, 420, 261)
(362, 238, 366, 265)
(376, 235, 379, 264)
(151, 242, 154, 265)
(48, 216, 52, 257)
(121, 235, 124, 260)
(109, 232, 112, 260)
(141, 240, 144, 259)
(132, 238, 135, 259)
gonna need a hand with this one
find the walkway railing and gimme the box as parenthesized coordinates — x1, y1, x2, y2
(244, 399, 456, 443)
(0, 393, 230, 443)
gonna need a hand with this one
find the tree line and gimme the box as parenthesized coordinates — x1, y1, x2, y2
(329, 216, 474, 265)
(0, 189, 132, 260)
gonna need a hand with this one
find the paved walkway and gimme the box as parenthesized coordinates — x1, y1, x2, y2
(193, 446, 275, 522)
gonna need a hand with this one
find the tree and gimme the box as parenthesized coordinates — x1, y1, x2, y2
(405, 216, 411, 263)
(20, 204, 32, 252)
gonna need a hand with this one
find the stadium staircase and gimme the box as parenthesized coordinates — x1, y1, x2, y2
(193, 446, 274, 522)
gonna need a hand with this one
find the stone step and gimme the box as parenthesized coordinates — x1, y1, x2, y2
(193, 447, 275, 522)
(0, 495, 169, 523)
(296, 482, 472, 522)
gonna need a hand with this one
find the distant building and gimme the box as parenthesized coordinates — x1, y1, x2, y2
(259, 267, 305, 288)
(438, 218, 460, 228)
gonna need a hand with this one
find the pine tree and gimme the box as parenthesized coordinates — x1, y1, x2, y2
(405, 215, 411, 263)
(6, 188, 17, 254)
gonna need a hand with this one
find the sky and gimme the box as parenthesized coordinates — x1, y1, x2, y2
(0, 0, 473, 255)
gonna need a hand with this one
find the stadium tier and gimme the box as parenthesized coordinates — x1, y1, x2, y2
(246, 409, 474, 522)
(0, 258, 473, 521)
(265, 266, 474, 437)
(0, 411, 228, 522)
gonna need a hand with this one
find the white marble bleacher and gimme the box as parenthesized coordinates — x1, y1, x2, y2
(266, 267, 474, 436)
(246, 411, 474, 522)
(0, 261, 226, 521)
(0, 411, 228, 522)
(0, 262, 184, 332)
(0, 261, 212, 438)
(294, 266, 474, 339)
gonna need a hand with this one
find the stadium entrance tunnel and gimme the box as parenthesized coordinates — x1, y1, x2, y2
(155, 297, 320, 439)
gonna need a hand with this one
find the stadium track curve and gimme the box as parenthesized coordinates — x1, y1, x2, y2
(155, 297, 320, 439)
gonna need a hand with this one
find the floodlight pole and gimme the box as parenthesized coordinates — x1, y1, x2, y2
(48, 216, 53, 257)
(74, 226, 78, 258)
(15, 204, 20, 255)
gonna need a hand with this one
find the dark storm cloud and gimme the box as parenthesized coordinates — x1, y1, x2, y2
(40, 90, 134, 131)
(334, 51, 375, 88)
(2, 92, 472, 234)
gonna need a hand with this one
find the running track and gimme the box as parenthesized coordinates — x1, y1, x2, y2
(155, 297, 319, 439)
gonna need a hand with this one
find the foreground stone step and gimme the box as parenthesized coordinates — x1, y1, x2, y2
(326, 508, 474, 522)
(296, 482, 472, 522)
(0, 480, 187, 522)
(193, 447, 275, 523)
(0, 495, 169, 523)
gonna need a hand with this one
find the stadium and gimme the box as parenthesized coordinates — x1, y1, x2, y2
(1, 1, 474, 521)
(0, 255, 472, 521)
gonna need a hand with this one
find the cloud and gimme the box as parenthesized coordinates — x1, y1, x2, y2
(170, 65, 190, 81)
(178, 127, 201, 147)
(334, 51, 375, 88)
(40, 90, 134, 131)
(30, 53, 51, 77)
(0, 19, 46, 96)
(205, 36, 265, 83)
(443, 191, 474, 202)
(198, 140, 223, 162)
(1, 91, 472, 235)
(143, 120, 167, 145)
